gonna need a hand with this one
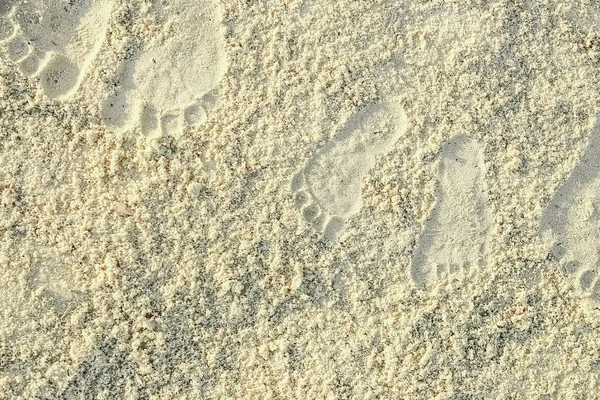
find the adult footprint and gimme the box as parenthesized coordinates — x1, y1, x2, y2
(540, 119, 600, 301)
(101, 0, 227, 137)
(0, 0, 111, 99)
(411, 135, 493, 286)
(291, 101, 408, 241)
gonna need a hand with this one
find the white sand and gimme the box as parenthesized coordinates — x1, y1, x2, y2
(2, 0, 600, 398)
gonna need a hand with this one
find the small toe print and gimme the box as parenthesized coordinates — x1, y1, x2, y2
(436, 264, 447, 277)
(579, 269, 596, 290)
(39, 55, 80, 98)
(324, 217, 344, 242)
(293, 190, 309, 207)
(18, 52, 40, 75)
(7, 35, 29, 61)
(290, 171, 305, 192)
(548, 242, 566, 261)
(200, 89, 221, 111)
(302, 203, 320, 222)
(184, 103, 207, 126)
(101, 92, 130, 127)
(140, 105, 159, 136)
(564, 260, 581, 275)
(312, 213, 326, 231)
(591, 280, 600, 301)
(449, 263, 460, 274)
(161, 113, 182, 136)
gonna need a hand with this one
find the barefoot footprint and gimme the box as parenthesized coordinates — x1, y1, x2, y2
(0, 0, 111, 99)
(291, 101, 408, 241)
(101, 0, 227, 137)
(27, 246, 83, 314)
(411, 135, 492, 286)
(540, 120, 600, 301)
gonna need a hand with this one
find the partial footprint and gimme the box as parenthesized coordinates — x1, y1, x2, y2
(101, 0, 227, 137)
(0, 244, 83, 317)
(0, 0, 111, 99)
(291, 101, 408, 241)
(26, 246, 84, 314)
(540, 119, 600, 301)
(411, 135, 492, 286)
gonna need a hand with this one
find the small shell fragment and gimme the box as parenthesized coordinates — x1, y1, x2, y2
(115, 202, 135, 216)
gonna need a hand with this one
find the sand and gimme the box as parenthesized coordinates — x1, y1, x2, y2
(2, 0, 600, 398)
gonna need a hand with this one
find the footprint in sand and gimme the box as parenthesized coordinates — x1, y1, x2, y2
(101, 0, 227, 137)
(411, 135, 493, 286)
(291, 101, 408, 242)
(0, 0, 111, 99)
(26, 247, 83, 314)
(540, 120, 600, 301)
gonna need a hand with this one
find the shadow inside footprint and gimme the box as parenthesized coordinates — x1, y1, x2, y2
(38, 54, 79, 98)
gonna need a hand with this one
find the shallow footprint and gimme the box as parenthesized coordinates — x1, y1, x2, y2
(540, 119, 600, 301)
(411, 135, 492, 286)
(0, 0, 111, 99)
(101, 0, 227, 137)
(291, 101, 408, 241)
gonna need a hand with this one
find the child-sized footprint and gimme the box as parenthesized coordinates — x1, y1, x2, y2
(291, 101, 408, 241)
(411, 135, 493, 286)
(0, 0, 111, 99)
(101, 0, 227, 137)
(540, 120, 600, 301)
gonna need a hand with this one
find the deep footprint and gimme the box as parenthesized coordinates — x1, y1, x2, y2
(0, 0, 111, 99)
(291, 101, 408, 241)
(540, 119, 600, 301)
(101, 0, 227, 137)
(411, 135, 492, 286)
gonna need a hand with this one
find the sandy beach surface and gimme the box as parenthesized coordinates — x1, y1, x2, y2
(2, 0, 600, 398)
